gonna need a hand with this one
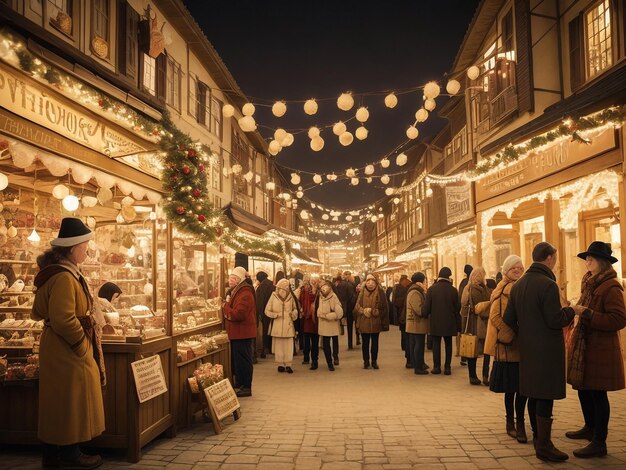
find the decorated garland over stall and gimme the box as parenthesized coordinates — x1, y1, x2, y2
(160, 113, 284, 259)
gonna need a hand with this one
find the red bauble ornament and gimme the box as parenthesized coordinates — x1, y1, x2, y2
(98, 99, 103, 107)
(171, 175, 178, 183)
(198, 163, 205, 173)
(216, 228, 223, 237)
(197, 214, 206, 222)
(151, 129, 159, 136)
(176, 206, 185, 215)
(192, 188, 201, 198)
(182, 165, 190, 175)
(187, 149, 196, 158)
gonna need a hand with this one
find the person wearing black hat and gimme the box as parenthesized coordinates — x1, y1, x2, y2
(503, 242, 583, 462)
(31, 218, 105, 469)
(565, 241, 626, 459)
(405, 272, 430, 374)
(422, 267, 460, 375)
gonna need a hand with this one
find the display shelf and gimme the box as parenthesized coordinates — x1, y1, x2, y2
(0, 345, 36, 349)
(0, 307, 34, 313)
(0, 260, 36, 265)
(0, 291, 34, 296)
(0, 327, 42, 332)
(176, 346, 227, 367)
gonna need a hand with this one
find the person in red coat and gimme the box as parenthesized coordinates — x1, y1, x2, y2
(299, 276, 319, 369)
(223, 266, 257, 397)
(566, 242, 626, 458)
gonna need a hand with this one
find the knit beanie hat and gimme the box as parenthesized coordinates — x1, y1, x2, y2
(411, 272, 426, 283)
(464, 264, 473, 276)
(502, 255, 523, 275)
(438, 267, 452, 279)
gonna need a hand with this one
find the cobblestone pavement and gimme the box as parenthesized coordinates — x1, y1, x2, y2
(2, 329, 626, 469)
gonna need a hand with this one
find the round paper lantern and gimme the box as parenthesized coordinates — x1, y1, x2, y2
(62, 195, 79, 212)
(290, 173, 301, 185)
(380, 158, 390, 168)
(393, 197, 400, 205)
(406, 126, 419, 140)
(243, 171, 253, 183)
(242, 103, 255, 116)
(355, 107, 369, 122)
(272, 101, 287, 117)
(308, 126, 320, 139)
(327, 173, 337, 181)
(364, 164, 375, 176)
(266, 181, 276, 191)
(366, 177, 373, 183)
(339, 131, 354, 146)
(467, 65, 480, 80)
(446, 79, 461, 95)
(303, 99, 318, 115)
(274, 128, 287, 142)
(95, 171, 115, 189)
(355, 126, 368, 140)
(337, 92, 354, 111)
(7, 225, 17, 238)
(232, 164, 243, 175)
(10, 142, 35, 169)
(426, 187, 434, 197)
(97, 187, 113, 203)
(415, 108, 429, 122)
(370, 215, 377, 223)
(384, 93, 398, 108)
(222, 104, 235, 118)
(385, 187, 395, 196)
(424, 99, 436, 111)
(268, 140, 282, 155)
(346, 168, 356, 178)
(313, 174, 322, 184)
(71, 165, 94, 185)
(81, 196, 98, 208)
(322, 214, 329, 221)
(300, 210, 309, 220)
(332, 121, 347, 136)
(350, 177, 359, 186)
(238, 116, 257, 132)
(310, 136, 324, 152)
(296, 190, 304, 198)
(52, 184, 69, 199)
(281, 133, 294, 147)
(396, 153, 408, 166)
(381, 175, 390, 185)
(423, 81, 441, 99)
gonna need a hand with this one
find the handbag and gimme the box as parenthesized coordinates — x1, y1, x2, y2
(459, 294, 479, 358)
(567, 319, 586, 389)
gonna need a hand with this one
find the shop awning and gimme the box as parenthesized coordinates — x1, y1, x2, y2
(290, 248, 322, 266)
(371, 261, 408, 274)
(223, 203, 271, 236)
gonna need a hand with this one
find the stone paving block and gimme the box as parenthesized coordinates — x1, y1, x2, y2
(171, 451, 206, 464)
(321, 462, 361, 470)
(255, 462, 295, 470)
(223, 454, 261, 464)
(345, 449, 363, 461)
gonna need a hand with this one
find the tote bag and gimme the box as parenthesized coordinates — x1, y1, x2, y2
(459, 294, 479, 358)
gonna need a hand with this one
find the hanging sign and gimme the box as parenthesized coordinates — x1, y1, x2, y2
(445, 181, 472, 225)
(131, 355, 168, 403)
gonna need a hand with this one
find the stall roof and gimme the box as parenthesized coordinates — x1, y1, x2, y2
(222, 203, 271, 236)
(371, 261, 408, 274)
(290, 248, 323, 266)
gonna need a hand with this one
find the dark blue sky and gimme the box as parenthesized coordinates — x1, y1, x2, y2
(182, 1, 481, 210)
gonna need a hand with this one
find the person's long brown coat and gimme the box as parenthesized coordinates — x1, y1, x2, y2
(574, 276, 626, 391)
(32, 268, 105, 445)
(484, 278, 520, 362)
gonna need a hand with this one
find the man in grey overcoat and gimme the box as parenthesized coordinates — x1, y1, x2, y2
(504, 242, 583, 462)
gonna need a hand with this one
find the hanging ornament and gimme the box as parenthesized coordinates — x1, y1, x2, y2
(380, 158, 390, 169)
(393, 197, 401, 204)
(366, 177, 373, 183)
(355, 126, 368, 140)
(446, 79, 461, 95)
(266, 181, 276, 191)
(364, 164, 375, 176)
(384, 93, 398, 108)
(332, 121, 347, 136)
(337, 92, 354, 111)
(426, 187, 434, 197)
(346, 168, 356, 178)
(467, 65, 480, 80)
(81, 196, 98, 208)
(350, 177, 359, 186)
(272, 101, 287, 117)
(238, 115, 257, 132)
(310, 136, 324, 152)
(406, 126, 419, 140)
(242, 103, 255, 116)
(268, 140, 282, 155)
(192, 188, 201, 197)
(62, 195, 79, 212)
(339, 131, 354, 146)
(176, 206, 185, 215)
(381, 174, 390, 185)
(274, 128, 287, 142)
(313, 174, 322, 184)
(52, 184, 70, 199)
(281, 133, 294, 147)
(290, 173, 301, 185)
(424, 99, 436, 111)
(296, 190, 304, 198)
(396, 153, 408, 166)
(197, 214, 206, 222)
(385, 187, 395, 196)
(370, 215, 377, 223)
(303, 99, 318, 115)
(243, 171, 253, 183)
(222, 104, 235, 118)
(327, 173, 337, 181)
(308, 126, 321, 139)
(322, 214, 329, 220)
(415, 108, 429, 122)
(300, 210, 309, 220)
(355, 107, 369, 122)
(423, 81, 441, 99)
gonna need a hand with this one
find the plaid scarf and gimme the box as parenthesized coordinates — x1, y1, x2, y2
(578, 267, 617, 308)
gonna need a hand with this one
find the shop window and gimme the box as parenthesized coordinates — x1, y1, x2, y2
(142, 54, 157, 96)
(90, 0, 110, 60)
(118, 2, 139, 81)
(188, 75, 198, 119)
(166, 55, 181, 112)
(210, 96, 223, 139)
(570, 0, 614, 90)
(48, 0, 74, 37)
(197, 82, 210, 127)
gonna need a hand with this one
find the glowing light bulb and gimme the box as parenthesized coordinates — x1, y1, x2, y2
(62, 195, 79, 212)
(27, 228, 40, 243)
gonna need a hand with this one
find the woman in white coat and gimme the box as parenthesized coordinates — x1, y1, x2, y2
(316, 280, 344, 371)
(265, 278, 298, 373)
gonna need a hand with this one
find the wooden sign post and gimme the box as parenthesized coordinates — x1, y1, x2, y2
(203, 379, 241, 433)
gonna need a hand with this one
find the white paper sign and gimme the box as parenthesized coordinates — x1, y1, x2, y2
(131, 355, 168, 403)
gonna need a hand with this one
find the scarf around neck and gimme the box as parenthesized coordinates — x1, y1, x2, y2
(578, 267, 617, 308)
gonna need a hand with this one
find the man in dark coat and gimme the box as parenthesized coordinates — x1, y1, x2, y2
(503, 242, 582, 462)
(395, 274, 412, 365)
(338, 271, 357, 349)
(422, 267, 460, 375)
(255, 271, 275, 358)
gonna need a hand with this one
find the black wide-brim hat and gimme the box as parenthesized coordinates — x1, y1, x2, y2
(50, 217, 93, 247)
(577, 241, 618, 264)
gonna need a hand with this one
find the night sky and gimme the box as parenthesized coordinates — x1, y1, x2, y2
(182, 1, 481, 211)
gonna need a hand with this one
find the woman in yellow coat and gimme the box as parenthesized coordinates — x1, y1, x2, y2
(32, 218, 105, 469)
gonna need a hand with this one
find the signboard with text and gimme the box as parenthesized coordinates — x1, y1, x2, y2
(445, 181, 473, 225)
(131, 355, 168, 404)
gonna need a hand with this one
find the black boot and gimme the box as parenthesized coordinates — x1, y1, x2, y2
(364, 360, 370, 369)
(565, 426, 594, 441)
(310, 361, 318, 370)
(506, 417, 516, 439)
(535, 416, 569, 462)
(516, 419, 528, 443)
(372, 361, 379, 369)
(572, 439, 607, 458)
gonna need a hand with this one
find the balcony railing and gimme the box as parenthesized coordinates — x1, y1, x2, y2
(490, 85, 517, 127)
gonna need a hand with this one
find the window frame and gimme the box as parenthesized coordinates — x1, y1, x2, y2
(165, 54, 182, 112)
(583, 0, 614, 80)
